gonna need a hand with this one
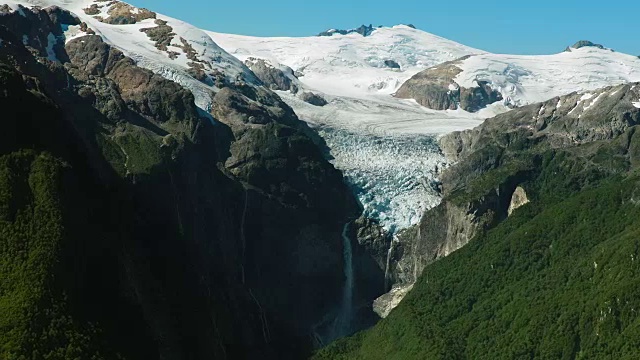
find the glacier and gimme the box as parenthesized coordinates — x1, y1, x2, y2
(318, 126, 444, 233)
(10, 0, 640, 235)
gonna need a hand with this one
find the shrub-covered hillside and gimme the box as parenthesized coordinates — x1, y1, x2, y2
(315, 85, 640, 359)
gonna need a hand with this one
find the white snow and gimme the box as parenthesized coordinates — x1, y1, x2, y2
(453, 48, 640, 107)
(320, 127, 445, 232)
(4, 2, 26, 16)
(61, 23, 87, 43)
(633, 102, 640, 109)
(209, 27, 640, 232)
(580, 93, 594, 101)
(4, 0, 259, 112)
(583, 92, 606, 112)
(208, 26, 482, 99)
(4, 0, 640, 234)
(269, 89, 488, 231)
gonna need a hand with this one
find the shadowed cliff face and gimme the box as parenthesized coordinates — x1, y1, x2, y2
(0, 5, 384, 359)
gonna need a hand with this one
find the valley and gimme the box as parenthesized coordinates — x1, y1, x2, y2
(0, 0, 639, 359)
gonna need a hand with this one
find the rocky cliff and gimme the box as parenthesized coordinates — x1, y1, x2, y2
(317, 24, 378, 37)
(243, 57, 299, 93)
(379, 82, 640, 314)
(394, 56, 503, 112)
(315, 80, 640, 359)
(0, 5, 384, 359)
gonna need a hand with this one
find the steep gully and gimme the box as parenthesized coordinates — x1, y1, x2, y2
(339, 222, 354, 335)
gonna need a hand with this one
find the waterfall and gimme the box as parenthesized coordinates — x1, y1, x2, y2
(338, 222, 354, 335)
(384, 237, 397, 291)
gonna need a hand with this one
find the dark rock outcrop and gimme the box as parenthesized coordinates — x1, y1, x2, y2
(0, 5, 385, 359)
(565, 40, 606, 52)
(383, 59, 400, 69)
(386, 83, 640, 298)
(300, 91, 328, 106)
(354, 217, 392, 272)
(395, 56, 503, 112)
(86, 1, 156, 25)
(318, 24, 378, 37)
(140, 20, 176, 52)
(244, 57, 299, 93)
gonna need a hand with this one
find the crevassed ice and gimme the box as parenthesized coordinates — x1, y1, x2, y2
(318, 127, 444, 234)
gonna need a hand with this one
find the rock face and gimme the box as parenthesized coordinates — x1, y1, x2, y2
(318, 24, 377, 37)
(312, 84, 640, 359)
(383, 59, 401, 69)
(372, 284, 413, 318)
(508, 186, 529, 215)
(244, 57, 299, 93)
(395, 56, 503, 112)
(0, 6, 384, 359)
(565, 40, 606, 52)
(84, 1, 156, 24)
(382, 83, 640, 312)
(354, 217, 392, 273)
(300, 91, 328, 106)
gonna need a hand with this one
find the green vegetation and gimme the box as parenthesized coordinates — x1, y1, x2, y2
(315, 174, 640, 359)
(0, 151, 111, 359)
(315, 121, 640, 360)
(114, 128, 164, 175)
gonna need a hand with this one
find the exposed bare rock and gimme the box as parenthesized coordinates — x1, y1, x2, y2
(83, 4, 100, 15)
(382, 83, 640, 314)
(0, 6, 384, 357)
(244, 57, 298, 92)
(103, 2, 155, 24)
(300, 91, 328, 106)
(140, 22, 175, 51)
(354, 216, 392, 273)
(508, 186, 529, 215)
(565, 40, 606, 52)
(395, 55, 502, 112)
(383, 59, 400, 69)
(373, 284, 413, 318)
(178, 37, 199, 61)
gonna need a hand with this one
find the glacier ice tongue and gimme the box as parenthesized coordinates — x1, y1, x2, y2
(318, 126, 445, 234)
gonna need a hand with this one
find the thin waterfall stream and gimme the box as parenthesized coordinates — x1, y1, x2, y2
(339, 221, 354, 335)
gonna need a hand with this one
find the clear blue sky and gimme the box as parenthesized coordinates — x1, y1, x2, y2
(129, 0, 639, 55)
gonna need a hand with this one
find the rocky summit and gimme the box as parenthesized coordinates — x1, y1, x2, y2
(2, 1, 640, 360)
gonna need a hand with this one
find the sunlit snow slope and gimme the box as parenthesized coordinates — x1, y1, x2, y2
(8, 0, 259, 112)
(454, 48, 640, 107)
(209, 28, 640, 233)
(9, 0, 640, 234)
(209, 28, 491, 232)
(209, 26, 483, 98)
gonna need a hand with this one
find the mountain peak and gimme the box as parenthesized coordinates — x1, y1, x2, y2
(565, 40, 608, 52)
(317, 24, 417, 37)
(317, 24, 379, 37)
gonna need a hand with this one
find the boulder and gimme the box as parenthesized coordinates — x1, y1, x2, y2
(300, 91, 328, 106)
(383, 59, 400, 69)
